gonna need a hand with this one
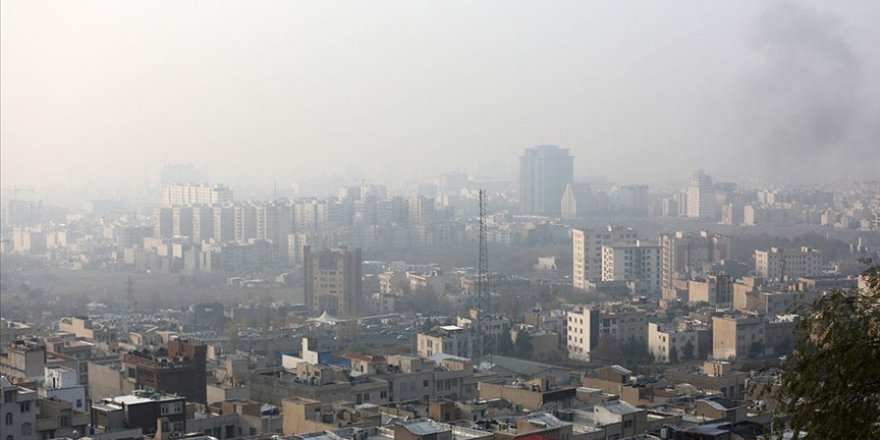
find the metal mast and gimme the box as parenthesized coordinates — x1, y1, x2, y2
(477, 189, 489, 360)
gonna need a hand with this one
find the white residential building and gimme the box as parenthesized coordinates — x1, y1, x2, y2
(601, 241, 662, 296)
(0, 376, 37, 440)
(648, 323, 698, 364)
(566, 308, 597, 362)
(162, 184, 233, 206)
(416, 325, 476, 359)
(687, 170, 716, 220)
(572, 225, 638, 291)
(39, 366, 87, 412)
(754, 247, 822, 281)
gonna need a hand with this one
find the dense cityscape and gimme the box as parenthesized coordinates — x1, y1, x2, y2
(2, 1, 879, 440)
(1, 150, 878, 440)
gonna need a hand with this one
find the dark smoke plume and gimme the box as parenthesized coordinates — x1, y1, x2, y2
(740, 2, 863, 174)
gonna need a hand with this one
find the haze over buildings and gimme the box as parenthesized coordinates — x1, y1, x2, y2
(2, 1, 879, 195)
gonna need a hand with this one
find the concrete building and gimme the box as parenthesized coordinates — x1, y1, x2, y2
(416, 326, 475, 359)
(172, 206, 194, 238)
(665, 360, 746, 399)
(688, 274, 734, 307)
(648, 323, 698, 364)
(1, 376, 37, 440)
(566, 307, 646, 361)
(155, 207, 174, 239)
(755, 246, 822, 281)
(712, 316, 764, 360)
(303, 247, 363, 318)
(162, 183, 232, 206)
(92, 391, 187, 437)
(565, 308, 598, 362)
(121, 339, 207, 404)
(5, 200, 43, 227)
(659, 230, 731, 288)
(560, 183, 592, 220)
(572, 225, 638, 291)
(600, 241, 662, 296)
(0, 340, 46, 381)
(408, 196, 436, 225)
(10, 228, 47, 254)
(39, 366, 86, 412)
(58, 317, 118, 349)
(687, 170, 716, 219)
(519, 145, 574, 215)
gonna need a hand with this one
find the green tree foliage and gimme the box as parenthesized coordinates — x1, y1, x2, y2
(682, 340, 695, 361)
(495, 328, 515, 355)
(514, 331, 533, 359)
(749, 341, 765, 359)
(590, 335, 622, 365)
(772, 265, 880, 439)
(227, 320, 242, 353)
(669, 344, 679, 364)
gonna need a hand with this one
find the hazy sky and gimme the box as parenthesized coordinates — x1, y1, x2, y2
(2, 1, 878, 191)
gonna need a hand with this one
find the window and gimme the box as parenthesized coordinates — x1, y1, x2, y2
(61, 416, 70, 427)
(20, 402, 30, 412)
(22, 422, 33, 436)
(3, 392, 13, 403)
(4, 413, 12, 426)
(76, 399, 83, 409)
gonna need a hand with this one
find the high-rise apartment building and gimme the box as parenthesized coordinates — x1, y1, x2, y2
(5, 200, 43, 226)
(601, 241, 662, 295)
(519, 145, 574, 215)
(688, 274, 734, 307)
(686, 170, 716, 219)
(303, 246, 363, 318)
(566, 306, 647, 361)
(154, 207, 173, 239)
(754, 247, 822, 281)
(408, 196, 435, 225)
(172, 206, 194, 238)
(572, 225, 638, 291)
(659, 230, 731, 288)
(162, 184, 232, 206)
(191, 206, 214, 242)
(211, 206, 235, 242)
(560, 183, 593, 220)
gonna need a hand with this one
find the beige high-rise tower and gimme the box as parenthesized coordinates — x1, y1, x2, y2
(303, 246, 363, 318)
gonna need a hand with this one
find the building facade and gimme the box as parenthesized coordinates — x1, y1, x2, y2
(755, 247, 822, 281)
(303, 247, 363, 318)
(518, 145, 574, 215)
(686, 170, 716, 219)
(659, 230, 731, 288)
(572, 225, 638, 291)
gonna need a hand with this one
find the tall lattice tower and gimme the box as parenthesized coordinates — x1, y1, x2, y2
(477, 189, 489, 360)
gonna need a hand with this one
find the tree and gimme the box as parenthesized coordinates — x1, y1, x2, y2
(514, 332, 533, 359)
(590, 335, 623, 365)
(749, 341, 765, 359)
(669, 344, 679, 364)
(682, 340, 695, 362)
(769, 264, 880, 439)
(500, 332, 515, 355)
